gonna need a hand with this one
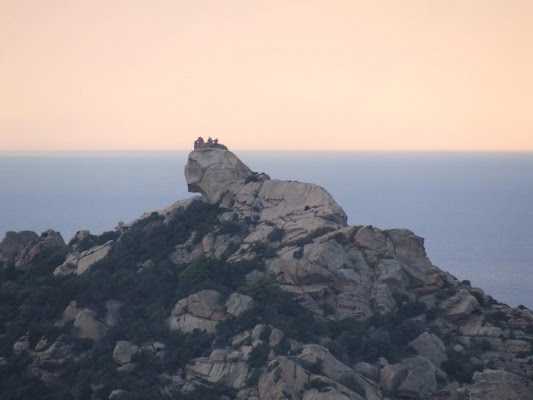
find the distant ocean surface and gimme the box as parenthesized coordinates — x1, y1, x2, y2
(1, 151, 532, 309)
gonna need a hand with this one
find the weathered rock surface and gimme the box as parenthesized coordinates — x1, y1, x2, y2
(54, 241, 112, 276)
(396, 356, 437, 398)
(380, 363, 408, 393)
(468, 370, 531, 400)
(186, 351, 249, 390)
(73, 309, 108, 341)
(14, 229, 66, 270)
(168, 290, 254, 333)
(113, 341, 139, 365)
(440, 289, 480, 321)
(57, 301, 107, 341)
(297, 344, 381, 400)
(258, 357, 310, 400)
(0, 230, 39, 262)
(354, 362, 380, 381)
(408, 332, 447, 367)
(185, 147, 253, 203)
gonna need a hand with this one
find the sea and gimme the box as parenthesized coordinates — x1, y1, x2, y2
(1, 151, 532, 309)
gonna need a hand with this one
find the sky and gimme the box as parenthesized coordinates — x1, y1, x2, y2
(1, 0, 532, 151)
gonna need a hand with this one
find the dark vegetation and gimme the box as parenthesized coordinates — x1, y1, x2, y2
(322, 301, 426, 366)
(0, 200, 226, 399)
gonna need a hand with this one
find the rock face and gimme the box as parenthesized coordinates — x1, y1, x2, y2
(168, 290, 253, 333)
(113, 341, 139, 365)
(58, 301, 107, 341)
(8, 230, 66, 270)
(54, 241, 112, 276)
(396, 356, 437, 398)
(408, 332, 447, 367)
(73, 309, 107, 341)
(468, 370, 531, 400)
(185, 147, 253, 203)
(0, 230, 39, 263)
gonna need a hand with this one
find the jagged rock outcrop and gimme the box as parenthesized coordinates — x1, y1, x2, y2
(2, 140, 533, 400)
(168, 290, 254, 333)
(466, 369, 531, 400)
(185, 147, 253, 203)
(12, 229, 66, 270)
(54, 240, 112, 276)
(0, 230, 39, 263)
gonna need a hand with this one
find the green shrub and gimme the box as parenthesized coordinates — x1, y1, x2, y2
(398, 301, 427, 318)
(245, 174, 260, 184)
(238, 279, 323, 342)
(248, 342, 270, 368)
(441, 353, 482, 384)
(252, 242, 277, 258)
(268, 228, 284, 243)
(305, 379, 330, 391)
(293, 248, 304, 259)
(470, 291, 485, 307)
(246, 368, 264, 386)
(219, 220, 246, 236)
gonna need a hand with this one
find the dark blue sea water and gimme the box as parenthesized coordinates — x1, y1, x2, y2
(1, 151, 532, 309)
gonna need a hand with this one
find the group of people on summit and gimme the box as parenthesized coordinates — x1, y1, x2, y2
(193, 136, 228, 150)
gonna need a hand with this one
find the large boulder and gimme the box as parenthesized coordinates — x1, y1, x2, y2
(113, 341, 139, 365)
(441, 290, 480, 321)
(185, 147, 252, 203)
(468, 370, 531, 400)
(396, 356, 437, 399)
(380, 363, 408, 393)
(257, 180, 347, 226)
(385, 229, 447, 295)
(54, 241, 112, 276)
(408, 332, 447, 367)
(504, 339, 531, 355)
(73, 309, 107, 341)
(297, 344, 381, 400)
(225, 293, 254, 317)
(258, 357, 311, 400)
(168, 290, 254, 334)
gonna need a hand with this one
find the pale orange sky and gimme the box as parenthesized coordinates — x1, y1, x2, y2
(1, 0, 532, 151)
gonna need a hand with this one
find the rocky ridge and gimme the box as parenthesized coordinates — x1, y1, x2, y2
(0, 142, 532, 399)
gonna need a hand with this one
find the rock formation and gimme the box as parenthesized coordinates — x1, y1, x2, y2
(0, 139, 532, 399)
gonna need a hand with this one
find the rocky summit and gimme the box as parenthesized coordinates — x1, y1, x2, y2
(0, 139, 532, 399)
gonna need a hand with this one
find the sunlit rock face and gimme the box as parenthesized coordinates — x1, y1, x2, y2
(185, 147, 252, 203)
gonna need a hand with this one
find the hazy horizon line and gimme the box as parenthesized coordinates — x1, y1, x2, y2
(2, 148, 533, 156)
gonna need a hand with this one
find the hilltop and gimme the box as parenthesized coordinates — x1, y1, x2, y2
(0, 140, 532, 399)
